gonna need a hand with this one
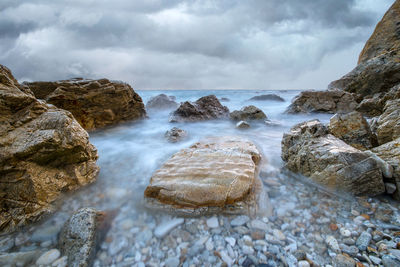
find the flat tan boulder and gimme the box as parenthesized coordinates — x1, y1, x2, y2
(144, 136, 266, 215)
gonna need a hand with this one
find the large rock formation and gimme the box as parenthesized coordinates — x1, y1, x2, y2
(146, 94, 178, 110)
(26, 78, 146, 131)
(144, 136, 266, 215)
(281, 120, 385, 196)
(376, 99, 400, 145)
(328, 111, 376, 150)
(0, 65, 99, 233)
(230, 105, 267, 121)
(285, 90, 357, 114)
(372, 138, 400, 199)
(358, 0, 400, 64)
(59, 208, 112, 267)
(169, 95, 229, 122)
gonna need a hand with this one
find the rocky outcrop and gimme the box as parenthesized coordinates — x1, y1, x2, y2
(59, 208, 112, 267)
(376, 99, 400, 145)
(236, 121, 250, 129)
(248, 94, 284, 102)
(285, 90, 357, 114)
(165, 127, 187, 143)
(230, 105, 267, 121)
(169, 95, 229, 122)
(0, 65, 99, 233)
(358, 0, 400, 64)
(144, 136, 266, 215)
(372, 138, 400, 199)
(146, 94, 178, 110)
(328, 51, 400, 98)
(328, 111, 376, 150)
(26, 78, 146, 131)
(281, 120, 385, 196)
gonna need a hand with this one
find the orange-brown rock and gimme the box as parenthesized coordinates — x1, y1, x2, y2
(0, 65, 99, 233)
(358, 0, 400, 64)
(144, 136, 266, 215)
(26, 78, 146, 130)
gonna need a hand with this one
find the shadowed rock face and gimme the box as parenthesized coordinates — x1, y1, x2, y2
(26, 79, 146, 131)
(169, 95, 229, 122)
(358, 0, 400, 64)
(230, 105, 267, 121)
(248, 94, 284, 102)
(146, 94, 178, 110)
(285, 90, 357, 114)
(0, 65, 99, 233)
(376, 99, 400, 145)
(144, 136, 265, 215)
(281, 120, 385, 196)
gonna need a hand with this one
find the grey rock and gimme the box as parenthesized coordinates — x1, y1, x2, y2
(0, 251, 40, 266)
(230, 105, 267, 121)
(382, 254, 400, 267)
(165, 257, 180, 267)
(36, 249, 60, 265)
(333, 254, 356, 267)
(248, 94, 284, 102)
(385, 183, 397, 194)
(230, 215, 250, 226)
(356, 231, 372, 251)
(340, 244, 359, 256)
(236, 120, 250, 129)
(165, 127, 187, 143)
(146, 94, 178, 110)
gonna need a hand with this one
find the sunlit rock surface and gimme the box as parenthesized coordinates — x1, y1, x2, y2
(169, 95, 229, 122)
(0, 65, 99, 233)
(144, 136, 267, 215)
(285, 90, 357, 114)
(26, 78, 146, 131)
(281, 120, 385, 196)
(376, 99, 400, 145)
(328, 111, 376, 150)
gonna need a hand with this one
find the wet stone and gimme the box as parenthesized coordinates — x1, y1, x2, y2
(231, 215, 250, 227)
(36, 249, 60, 265)
(356, 232, 372, 251)
(0, 237, 14, 252)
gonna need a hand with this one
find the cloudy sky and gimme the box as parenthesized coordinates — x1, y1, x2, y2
(0, 0, 394, 90)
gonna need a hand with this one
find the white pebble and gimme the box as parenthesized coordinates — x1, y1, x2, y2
(36, 249, 60, 265)
(154, 218, 184, 238)
(298, 260, 310, 267)
(225, 237, 236, 247)
(206, 217, 219, 228)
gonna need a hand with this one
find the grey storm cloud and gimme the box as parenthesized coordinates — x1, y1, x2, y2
(0, 0, 395, 89)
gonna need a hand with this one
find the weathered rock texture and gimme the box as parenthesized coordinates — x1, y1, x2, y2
(358, 0, 400, 64)
(230, 105, 267, 121)
(164, 127, 187, 143)
(372, 138, 400, 199)
(59, 208, 111, 267)
(169, 95, 229, 122)
(249, 94, 284, 102)
(376, 99, 400, 145)
(26, 78, 146, 131)
(281, 120, 385, 196)
(328, 111, 376, 150)
(0, 65, 99, 233)
(146, 94, 178, 110)
(144, 136, 264, 215)
(285, 90, 357, 114)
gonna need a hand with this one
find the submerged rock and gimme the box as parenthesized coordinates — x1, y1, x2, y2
(376, 99, 400, 145)
(236, 121, 251, 129)
(165, 127, 187, 143)
(285, 90, 357, 114)
(169, 95, 229, 122)
(328, 111, 376, 150)
(0, 65, 99, 233)
(146, 94, 178, 110)
(248, 94, 284, 102)
(230, 105, 267, 121)
(144, 136, 266, 215)
(59, 208, 112, 267)
(26, 78, 146, 130)
(281, 120, 385, 196)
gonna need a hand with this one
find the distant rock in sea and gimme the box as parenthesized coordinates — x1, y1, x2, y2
(0, 65, 99, 233)
(230, 105, 267, 121)
(248, 94, 284, 102)
(165, 127, 187, 143)
(146, 94, 178, 110)
(25, 79, 146, 130)
(169, 95, 229, 122)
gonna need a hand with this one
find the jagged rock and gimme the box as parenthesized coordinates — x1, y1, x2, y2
(248, 94, 284, 102)
(358, 0, 400, 64)
(376, 99, 400, 144)
(356, 84, 400, 117)
(281, 120, 385, 196)
(169, 95, 229, 122)
(146, 94, 178, 110)
(236, 121, 251, 129)
(328, 111, 376, 150)
(0, 65, 99, 233)
(165, 127, 187, 143)
(329, 51, 400, 98)
(230, 106, 267, 121)
(59, 208, 112, 267)
(26, 78, 146, 130)
(144, 136, 266, 215)
(285, 90, 357, 114)
(372, 137, 400, 199)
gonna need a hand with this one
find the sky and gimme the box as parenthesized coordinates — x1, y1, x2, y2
(0, 0, 395, 90)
